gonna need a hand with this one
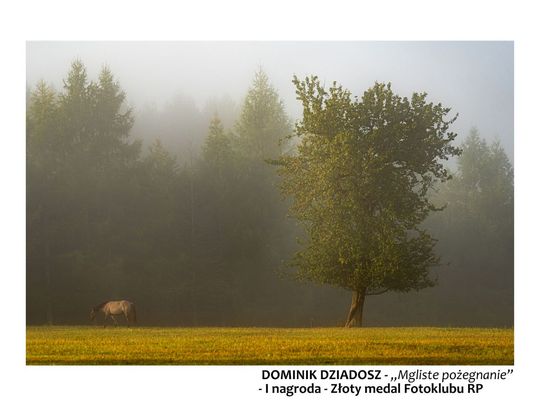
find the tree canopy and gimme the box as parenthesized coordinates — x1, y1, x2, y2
(276, 76, 461, 326)
(27, 61, 512, 328)
(235, 68, 291, 161)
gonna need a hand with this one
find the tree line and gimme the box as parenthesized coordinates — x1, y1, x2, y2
(27, 61, 513, 326)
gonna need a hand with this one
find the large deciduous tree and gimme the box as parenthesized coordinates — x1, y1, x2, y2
(276, 76, 461, 327)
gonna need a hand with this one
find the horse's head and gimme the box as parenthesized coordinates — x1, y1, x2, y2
(90, 308, 96, 321)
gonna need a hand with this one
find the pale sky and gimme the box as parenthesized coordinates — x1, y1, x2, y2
(27, 41, 513, 158)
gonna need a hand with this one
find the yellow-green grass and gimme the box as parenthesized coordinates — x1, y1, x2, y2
(26, 326, 513, 365)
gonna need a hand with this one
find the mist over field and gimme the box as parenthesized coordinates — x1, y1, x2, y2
(27, 42, 513, 158)
(26, 42, 513, 327)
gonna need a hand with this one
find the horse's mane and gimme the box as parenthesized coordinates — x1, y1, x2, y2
(93, 301, 109, 311)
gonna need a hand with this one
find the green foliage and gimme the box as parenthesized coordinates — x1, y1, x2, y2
(277, 76, 461, 296)
(444, 128, 513, 231)
(432, 128, 513, 246)
(235, 68, 292, 160)
(202, 115, 234, 173)
(421, 128, 514, 325)
(26, 60, 512, 328)
(27, 61, 147, 323)
(145, 139, 179, 178)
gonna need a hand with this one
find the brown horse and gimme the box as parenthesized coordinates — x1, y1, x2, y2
(90, 300, 137, 327)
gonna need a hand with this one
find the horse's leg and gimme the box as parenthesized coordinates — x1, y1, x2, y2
(110, 315, 119, 327)
(124, 310, 130, 327)
(103, 312, 109, 328)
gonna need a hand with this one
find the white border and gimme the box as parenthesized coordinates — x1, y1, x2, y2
(2, 1, 538, 406)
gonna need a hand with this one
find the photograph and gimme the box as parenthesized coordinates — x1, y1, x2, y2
(25, 41, 513, 366)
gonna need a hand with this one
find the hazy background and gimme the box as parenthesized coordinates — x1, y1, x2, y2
(27, 41, 513, 158)
(26, 41, 513, 327)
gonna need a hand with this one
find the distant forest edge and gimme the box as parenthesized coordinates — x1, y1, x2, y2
(26, 61, 513, 326)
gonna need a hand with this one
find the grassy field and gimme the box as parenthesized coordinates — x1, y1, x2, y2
(26, 326, 513, 365)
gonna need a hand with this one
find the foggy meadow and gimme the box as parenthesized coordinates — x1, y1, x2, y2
(26, 42, 513, 327)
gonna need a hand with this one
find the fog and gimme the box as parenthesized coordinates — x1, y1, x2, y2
(26, 42, 513, 327)
(27, 41, 513, 158)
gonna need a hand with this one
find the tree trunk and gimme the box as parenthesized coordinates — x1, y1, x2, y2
(345, 288, 366, 328)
